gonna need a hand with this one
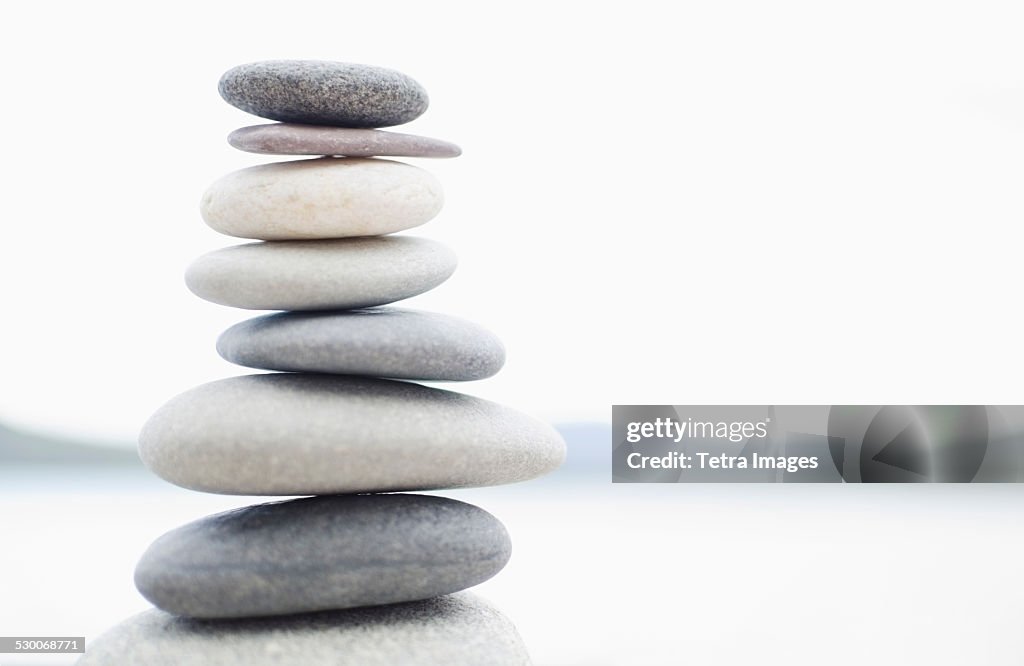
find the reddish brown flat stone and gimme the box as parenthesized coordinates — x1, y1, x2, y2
(228, 124, 461, 158)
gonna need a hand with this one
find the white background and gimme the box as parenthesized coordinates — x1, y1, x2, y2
(2, 1, 1024, 665)
(2, 0, 1023, 441)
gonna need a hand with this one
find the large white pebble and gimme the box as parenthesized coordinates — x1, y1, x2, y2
(200, 157, 443, 240)
(77, 593, 531, 665)
(138, 374, 566, 495)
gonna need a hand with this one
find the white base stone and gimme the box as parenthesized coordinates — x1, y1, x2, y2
(77, 593, 531, 665)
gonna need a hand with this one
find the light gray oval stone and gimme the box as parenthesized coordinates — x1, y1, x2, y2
(200, 157, 443, 240)
(185, 236, 456, 311)
(217, 309, 505, 381)
(134, 495, 510, 618)
(229, 124, 461, 158)
(218, 60, 428, 128)
(77, 593, 531, 665)
(139, 374, 566, 495)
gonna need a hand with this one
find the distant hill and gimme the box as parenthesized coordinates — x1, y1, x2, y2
(555, 423, 610, 476)
(0, 421, 140, 467)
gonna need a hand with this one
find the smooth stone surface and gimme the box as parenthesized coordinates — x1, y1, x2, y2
(185, 237, 456, 311)
(217, 309, 505, 380)
(229, 124, 461, 158)
(201, 157, 442, 240)
(139, 374, 566, 495)
(219, 60, 428, 128)
(77, 593, 531, 665)
(134, 495, 511, 618)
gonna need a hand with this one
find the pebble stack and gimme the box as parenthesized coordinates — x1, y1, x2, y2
(80, 60, 565, 666)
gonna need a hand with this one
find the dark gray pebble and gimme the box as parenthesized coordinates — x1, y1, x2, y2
(219, 60, 428, 127)
(134, 494, 511, 618)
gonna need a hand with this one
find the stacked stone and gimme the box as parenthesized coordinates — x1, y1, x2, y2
(79, 61, 564, 666)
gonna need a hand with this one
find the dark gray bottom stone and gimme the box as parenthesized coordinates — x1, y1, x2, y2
(134, 494, 511, 618)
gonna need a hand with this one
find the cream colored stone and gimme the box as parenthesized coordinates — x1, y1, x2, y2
(200, 157, 443, 240)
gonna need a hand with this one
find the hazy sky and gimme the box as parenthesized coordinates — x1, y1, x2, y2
(3, 1, 1023, 443)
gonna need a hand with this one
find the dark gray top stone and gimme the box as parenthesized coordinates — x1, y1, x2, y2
(134, 494, 511, 619)
(76, 593, 531, 665)
(219, 60, 429, 128)
(217, 309, 505, 381)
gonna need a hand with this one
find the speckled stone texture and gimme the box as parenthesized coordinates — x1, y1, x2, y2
(200, 157, 443, 240)
(76, 593, 531, 665)
(229, 124, 461, 158)
(138, 374, 566, 495)
(133, 495, 510, 618)
(218, 60, 429, 128)
(185, 237, 456, 311)
(217, 309, 505, 381)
